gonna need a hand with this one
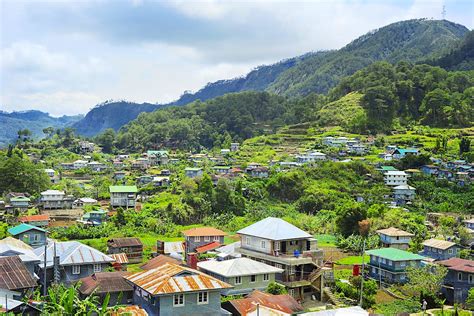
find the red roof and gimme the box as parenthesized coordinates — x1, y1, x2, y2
(19, 214, 50, 223)
(226, 290, 303, 315)
(195, 241, 222, 254)
(438, 258, 474, 273)
(182, 227, 227, 237)
(140, 255, 182, 270)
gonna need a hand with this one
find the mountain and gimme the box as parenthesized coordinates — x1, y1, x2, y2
(0, 110, 82, 147)
(76, 19, 469, 137)
(72, 101, 166, 137)
(267, 19, 469, 97)
(427, 30, 474, 71)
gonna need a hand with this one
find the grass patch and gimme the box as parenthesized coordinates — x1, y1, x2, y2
(315, 234, 337, 247)
(336, 255, 368, 265)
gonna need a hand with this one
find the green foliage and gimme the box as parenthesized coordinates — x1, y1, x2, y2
(466, 287, 474, 310)
(374, 299, 421, 316)
(405, 265, 448, 299)
(266, 282, 287, 295)
(336, 234, 380, 253)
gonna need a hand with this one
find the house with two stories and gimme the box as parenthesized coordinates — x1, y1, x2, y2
(80, 209, 108, 226)
(9, 196, 30, 211)
(131, 158, 150, 170)
(124, 262, 232, 316)
(438, 258, 474, 304)
(73, 159, 89, 169)
(245, 166, 269, 178)
(296, 152, 327, 164)
(182, 227, 227, 256)
(19, 214, 50, 228)
(34, 240, 115, 286)
(184, 167, 203, 178)
(383, 171, 408, 186)
(109, 185, 137, 208)
(107, 237, 143, 264)
(366, 248, 425, 284)
(40, 190, 74, 209)
(8, 224, 47, 248)
(393, 184, 416, 205)
(376, 227, 414, 250)
(236, 217, 325, 301)
(392, 148, 419, 159)
(420, 238, 460, 261)
(147, 150, 169, 166)
(87, 161, 108, 172)
(197, 257, 283, 295)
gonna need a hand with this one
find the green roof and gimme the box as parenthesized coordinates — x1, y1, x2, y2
(8, 223, 47, 236)
(366, 248, 425, 261)
(10, 196, 30, 202)
(185, 167, 202, 171)
(379, 166, 398, 171)
(109, 185, 138, 193)
(212, 166, 231, 169)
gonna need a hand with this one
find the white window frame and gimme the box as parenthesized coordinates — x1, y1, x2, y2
(448, 248, 453, 254)
(204, 236, 210, 242)
(250, 275, 256, 283)
(93, 264, 101, 273)
(194, 236, 201, 242)
(246, 237, 251, 246)
(72, 265, 80, 275)
(235, 276, 242, 284)
(213, 236, 220, 241)
(274, 241, 280, 251)
(261, 240, 266, 249)
(263, 273, 269, 281)
(173, 294, 185, 307)
(288, 289, 295, 297)
(197, 291, 208, 305)
(458, 272, 462, 281)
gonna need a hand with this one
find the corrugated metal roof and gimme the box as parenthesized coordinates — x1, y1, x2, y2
(366, 248, 425, 261)
(182, 227, 227, 237)
(110, 306, 148, 316)
(34, 241, 114, 267)
(438, 258, 474, 273)
(19, 214, 50, 223)
(109, 253, 129, 264)
(140, 255, 182, 270)
(163, 241, 184, 254)
(107, 237, 143, 248)
(0, 237, 41, 263)
(198, 258, 283, 277)
(109, 186, 138, 193)
(422, 238, 457, 250)
(125, 262, 232, 295)
(237, 217, 311, 241)
(78, 272, 132, 295)
(8, 224, 47, 236)
(196, 241, 221, 253)
(376, 227, 414, 237)
(0, 256, 37, 290)
(226, 290, 303, 315)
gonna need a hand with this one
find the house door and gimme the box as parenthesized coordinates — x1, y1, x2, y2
(281, 241, 287, 254)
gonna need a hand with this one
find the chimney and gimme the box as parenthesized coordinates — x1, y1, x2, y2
(187, 253, 198, 269)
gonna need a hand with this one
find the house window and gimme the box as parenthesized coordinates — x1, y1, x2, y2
(204, 236, 210, 242)
(72, 265, 80, 275)
(448, 249, 453, 254)
(275, 264, 283, 269)
(469, 274, 473, 284)
(173, 294, 185, 307)
(194, 236, 201, 242)
(458, 272, 463, 281)
(93, 264, 101, 273)
(213, 236, 220, 241)
(246, 237, 251, 246)
(250, 275, 256, 283)
(274, 241, 280, 251)
(263, 274, 269, 281)
(261, 241, 266, 249)
(288, 289, 295, 297)
(235, 276, 242, 284)
(197, 291, 208, 305)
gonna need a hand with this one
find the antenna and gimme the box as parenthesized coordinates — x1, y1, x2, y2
(441, 5, 446, 20)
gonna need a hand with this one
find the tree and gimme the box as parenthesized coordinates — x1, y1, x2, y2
(405, 265, 448, 298)
(266, 282, 287, 295)
(459, 137, 471, 155)
(420, 88, 450, 126)
(466, 287, 474, 310)
(96, 128, 116, 153)
(42, 126, 55, 138)
(335, 202, 367, 237)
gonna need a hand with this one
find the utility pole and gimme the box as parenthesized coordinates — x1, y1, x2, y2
(43, 242, 47, 296)
(358, 220, 370, 307)
(442, 5, 446, 20)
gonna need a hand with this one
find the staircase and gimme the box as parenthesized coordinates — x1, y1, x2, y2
(323, 287, 343, 306)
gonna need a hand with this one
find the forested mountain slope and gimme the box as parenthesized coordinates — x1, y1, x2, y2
(0, 110, 82, 147)
(427, 30, 474, 71)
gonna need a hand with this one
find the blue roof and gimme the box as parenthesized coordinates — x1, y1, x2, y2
(8, 223, 47, 236)
(396, 148, 419, 154)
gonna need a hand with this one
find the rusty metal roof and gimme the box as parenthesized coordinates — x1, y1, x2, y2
(196, 241, 222, 254)
(140, 255, 182, 270)
(107, 237, 143, 248)
(125, 262, 232, 295)
(422, 238, 457, 250)
(0, 256, 37, 291)
(226, 290, 303, 315)
(19, 214, 50, 223)
(181, 227, 227, 237)
(163, 241, 184, 254)
(438, 258, 474, 273)
(110, 306, 148, 316)
(78, 272, 132, 295)
(109, 253, 129, 264)
(376, 227, 414, 237)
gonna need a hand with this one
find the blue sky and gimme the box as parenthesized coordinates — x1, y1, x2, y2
(1, 0, 473, 116)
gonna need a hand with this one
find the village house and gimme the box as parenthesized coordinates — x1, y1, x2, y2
(393, 184, 416, 205)
(366, 248, 425, 284)
(147, 150, 170, 166)
(153, 176, 170, 187)
(347, 143, 367, 155)
(140, 254, 183, 270)
(112, 160, 124, 169)
(182, 227, 227, 257)
(156, 240, 185, 258)
(8, 224, 47, 248)
(392, 148, 419, 159)
(78, 272, 133, 306)
(184, 167, 203, 178)
(40, 189, 74, 209)
(420, 165, 440, 176)
(322, 136, 350, 147)
(0, 237, 41, 276)
(376, 227, 414, 250)
(379, 152, 393, 161)
(87, 161, 107, 172)
(222, 290, 304, 316)
(197, 257, 283, 295)
(73, 197, 98, 207)
(60, 162, 75, 170)
(80, 209, 108, 226)
(246, 166, 269, 178)
(0, 256, 38, 297)
(109, 185, 137, 208)
(19, 214, 50, 228)
(79, 141, 95, 153)
(44, 168, 57, 182)
(107, 237, 143, 264)
(236, 217, 325, 301)
(212, 166, 232, 174)
(230, 143, 239, 152)
(8, 196, 30, 211)
(113, 171, 127, 181)
(34, 240, 115, 286)
(137, 175, 153, 186)
(124, 263, 232, 316)
(221, 149, 231, 156)
(73, 159, 88, 169)
(131, 157, 150, 170)
(296, 152, 326, 164)
(420, 238, 460, 261)
(438, 258, 474, 304)
(384, 170, 408, 186)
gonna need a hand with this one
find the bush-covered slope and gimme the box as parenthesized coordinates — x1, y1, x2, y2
(427, 30, 474, 71)
(268, 19, 468, 97)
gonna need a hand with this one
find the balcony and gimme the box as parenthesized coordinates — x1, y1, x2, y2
(237, 246, 323, 266)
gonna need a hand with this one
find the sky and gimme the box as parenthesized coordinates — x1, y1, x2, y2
(1, 0, 473, 116)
